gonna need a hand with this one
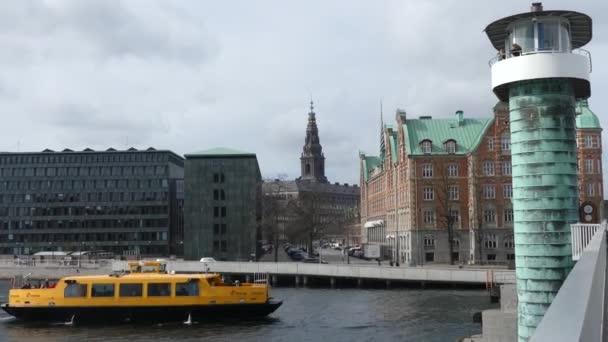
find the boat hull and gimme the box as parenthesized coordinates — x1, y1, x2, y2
(1, 300, 282, 323)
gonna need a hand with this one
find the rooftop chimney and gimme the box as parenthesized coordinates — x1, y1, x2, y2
(531, 2, 543, 12)
(455, 110, 464, 126)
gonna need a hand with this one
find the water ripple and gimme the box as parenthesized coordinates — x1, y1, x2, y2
(0, 283, 495, 342)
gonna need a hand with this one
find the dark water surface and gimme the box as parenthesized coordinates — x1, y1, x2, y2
(0, 281, 493, 342)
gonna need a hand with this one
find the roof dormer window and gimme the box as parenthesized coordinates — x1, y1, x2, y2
(420, 140, 432, 154)
(444, 140, 457, 154)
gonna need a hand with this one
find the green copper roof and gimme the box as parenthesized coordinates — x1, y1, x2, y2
(403, 117, 493, 156)
(361, 155, 382, 181)
(576, 100, 601, 130)
(389, 131, 398, 164)
(185, 147, 255, 157)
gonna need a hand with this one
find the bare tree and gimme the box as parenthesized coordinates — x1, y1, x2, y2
(435, 159, 457, 265)
(286, 191, 332, 257)
(472, 182, 485, 264)
(261, 178, 290, 262)
(333, 208, 360, 263)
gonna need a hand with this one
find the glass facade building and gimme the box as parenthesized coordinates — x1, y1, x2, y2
(0, 148, 184, 257)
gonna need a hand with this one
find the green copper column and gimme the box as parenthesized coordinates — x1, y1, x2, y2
(509, 78, 578, 341)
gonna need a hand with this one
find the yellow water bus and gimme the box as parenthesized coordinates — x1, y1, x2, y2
(1, 261, 282, 323)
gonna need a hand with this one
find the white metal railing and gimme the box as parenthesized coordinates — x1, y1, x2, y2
(488, 49, 592, 73)
(252, 272, 269, 285)
(531, 228, 607, 341)
(571, 223, 605, 261)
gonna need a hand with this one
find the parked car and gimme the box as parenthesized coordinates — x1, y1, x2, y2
(303, 257, 328, 264)
(290, 252, 307, 261)
(199, 257, 217, 263)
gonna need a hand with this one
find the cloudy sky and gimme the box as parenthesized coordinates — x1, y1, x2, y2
(0, 0, 606, 186)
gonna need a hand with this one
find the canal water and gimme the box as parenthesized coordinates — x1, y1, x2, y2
(0, 281, 494, 342)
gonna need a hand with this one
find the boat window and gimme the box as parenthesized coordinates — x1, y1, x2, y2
(119, 283, 143, 297)
(91, 284, 115, 297)
(64, 283, 87, 298)
(147, 283, 171, 297)
(176, 282, 199, 297)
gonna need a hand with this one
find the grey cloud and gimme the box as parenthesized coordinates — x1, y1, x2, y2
(0, 1, 606, 188)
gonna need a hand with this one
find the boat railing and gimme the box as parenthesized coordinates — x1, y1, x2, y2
(253, 272, 269, 286)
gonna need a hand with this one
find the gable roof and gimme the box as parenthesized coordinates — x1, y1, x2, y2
(361, 155, 382, 181)
(403, 117, 493, 156)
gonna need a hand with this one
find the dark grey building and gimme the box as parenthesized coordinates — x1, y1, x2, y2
(0, 148, 184, 257)
(184, 148, 262, 261)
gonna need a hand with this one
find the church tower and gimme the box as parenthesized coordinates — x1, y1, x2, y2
(299, 101, 328, 183)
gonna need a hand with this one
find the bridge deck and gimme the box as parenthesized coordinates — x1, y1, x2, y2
(113, 261, 516, 285)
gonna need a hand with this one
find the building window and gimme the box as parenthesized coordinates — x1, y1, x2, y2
(448, 185, 459, 200)
(220, 190, 226, 200)
(213, 173, 225, 183)
(221, 240, 227, 252)
(423, 210, 435, 225)
(423, 187, 434, 201)
(501, 134, 511, 152)
(585, 159, 594, 174)
(503, 184, 512, 198)
(502, 161, 512, 175)
(507, 253, 515, 260)
(213, 207, 219, 217)
(504, 236, 514, 249)
(488, 137, 494, 150)
(504, 208, 514, 223)
(587, 183, 595, 196)
(584, 135, 599, 148)
(424, 234, 435, 247)
(448, 210, 459, 225)
(483, 185, 496, 199)
(445, 140, 456, 154)
(484, 234, 497, 249)
(447, 164, 458, 177)
(213, 224, 219, 235)
(213, 189, 219, 200)
(221, 224, 227, 235)
(483, 209, 496, 223)
(425, 252, 435, 262)
(213, 241, 219, 252)
(482, 161, 495, 176)
(421, 140, 432, 154)
(221, 207, 226, 217)
(422, 164, 433, 178)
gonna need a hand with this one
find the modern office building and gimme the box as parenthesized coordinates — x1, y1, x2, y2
(0, 148, 185, 257)
(359, 100, 602, 265)
(183, 148, 262, 261)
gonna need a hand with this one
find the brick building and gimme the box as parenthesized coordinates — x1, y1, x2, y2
(359, 101, 602, 265)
